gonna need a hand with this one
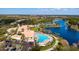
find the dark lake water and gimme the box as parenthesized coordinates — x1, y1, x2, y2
(46, 19, 79, 45)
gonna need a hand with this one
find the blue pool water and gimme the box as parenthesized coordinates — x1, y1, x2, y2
(36, 33, 49, 43)
(46, 19, 79, 45)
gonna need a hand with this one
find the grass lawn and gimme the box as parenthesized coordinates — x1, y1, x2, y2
(31, 27, 40, 32)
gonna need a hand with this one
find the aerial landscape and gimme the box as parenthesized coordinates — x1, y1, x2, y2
(0, 8, 79, 51)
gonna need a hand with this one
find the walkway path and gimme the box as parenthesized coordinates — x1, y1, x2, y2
(44, 36, 59, 51)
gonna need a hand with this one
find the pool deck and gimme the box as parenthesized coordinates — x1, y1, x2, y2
(38, 33, 53, 46)
(44, 36, 59, 51)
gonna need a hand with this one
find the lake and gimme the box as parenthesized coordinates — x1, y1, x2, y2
(46, 19, 79, 45)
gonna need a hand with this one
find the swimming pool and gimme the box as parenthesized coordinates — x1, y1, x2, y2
(36, 33, 49, 43)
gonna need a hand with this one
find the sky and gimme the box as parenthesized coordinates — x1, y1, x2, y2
(0, 8, 79, 15)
